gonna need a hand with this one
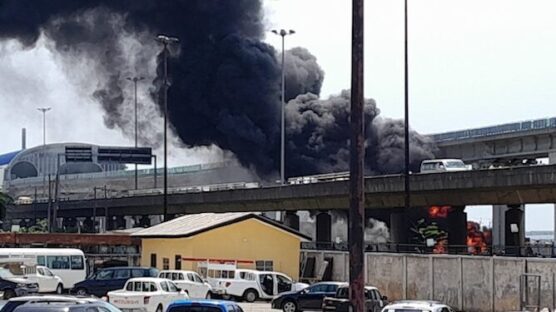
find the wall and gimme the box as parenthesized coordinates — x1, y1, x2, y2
(141, 218, 301, 279)
(301, 251, 556, 312)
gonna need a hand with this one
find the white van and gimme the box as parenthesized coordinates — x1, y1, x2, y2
(420, 159, 470, 173)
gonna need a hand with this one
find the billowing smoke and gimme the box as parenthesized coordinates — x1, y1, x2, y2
(0, 0, 436, 177)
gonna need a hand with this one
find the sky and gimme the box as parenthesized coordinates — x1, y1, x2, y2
(1, 0, 555, 230)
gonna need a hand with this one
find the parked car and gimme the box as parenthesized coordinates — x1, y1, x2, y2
(31, 266, 64, 294)
(107, 277, 188, 312)
(159, 270, 213, 299)
(71, 267, 159, 297)
(380, 300, 455, 312)
(322, 285, 387, 312)
(271, 281, 344, 312)
(0, 295, 103, 312)
(167, 299, 244, 312)
(12, 301, 122, 312)
(420, 159, 470, 173)
(0, 267, 39, 299)
(211, 269, 308, 302)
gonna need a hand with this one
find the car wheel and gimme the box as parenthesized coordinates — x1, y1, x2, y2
(55, 284, 63, 294)
(156, 304, 163, 312)
(3, 289, 16, 300)
(282, 300, 297, 312)
(75, 287, 88, 296)
(243, 289, 258, 302)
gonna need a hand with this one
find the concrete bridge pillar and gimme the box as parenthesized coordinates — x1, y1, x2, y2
(492, 204, 525, 254)
(446, 206, 467, 247)
(316, 211, 332, 244)
(550, 152, 556, 242)
(389, 208, 408, 245)
(283, 211, 300, 231)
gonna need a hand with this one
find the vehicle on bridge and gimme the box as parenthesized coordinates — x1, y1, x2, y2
(420, 159, 470, 173)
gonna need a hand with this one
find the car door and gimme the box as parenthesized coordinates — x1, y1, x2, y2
(167, 280, 184, 304)
(258, 273, 275, 297)
(297, 283, 327, 310)
(183, 272, 199, 298)
(193, 272, 209, 298)
(275, 274, 293, 295)
(42, 267, 59, 292)
(93, 269, 115, 296)
(35, 267, 52, 292)
(112, 269, 131, 292)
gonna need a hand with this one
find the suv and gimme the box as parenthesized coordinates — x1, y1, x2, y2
(0, 267, 39, 299)
(271, 281, 344, 312)
(167, 299, 244, 312)
(71, 267, 158, 297)
(322, 285, 387, 312)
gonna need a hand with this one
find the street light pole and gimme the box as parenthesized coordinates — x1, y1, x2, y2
(155, 34, 179, 222)
(404, 0, 411, 212)
(126, 76, 145, 190)
(271, 29, 295, 185)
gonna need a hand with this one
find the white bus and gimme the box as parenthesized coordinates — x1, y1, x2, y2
(0, 248, 86, 290)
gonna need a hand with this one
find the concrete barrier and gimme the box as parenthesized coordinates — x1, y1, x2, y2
(300, 250, 556, 312)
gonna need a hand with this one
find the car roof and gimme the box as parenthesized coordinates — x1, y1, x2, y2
(336, 285, 378, 290)
(313, 281, 346, 286)
(8, 295, 98, 303)
(169, 299, 238, 308)
(100, 266, 151, 270)
(160, 270, 196, 274)
(13, 301, 108, 312)
(384, 300, 447, 309)
(126, 277, 168, 283)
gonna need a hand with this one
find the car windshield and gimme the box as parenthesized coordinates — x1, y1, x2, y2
(336, 287, 348, 298)
(445, 161, 465, 168)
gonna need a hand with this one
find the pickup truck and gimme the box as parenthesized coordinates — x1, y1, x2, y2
(107, 277, 188, 312)
(211, 269, 308, 302)
(322, 285, 387, 312)
(158, 270, 212, 299)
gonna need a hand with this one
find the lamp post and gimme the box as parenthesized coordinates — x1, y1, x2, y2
(271, 29, 295, 185)
(155, 34, 179, 222)
(126, 76, 145, 190)
(404, 0, 411, 212)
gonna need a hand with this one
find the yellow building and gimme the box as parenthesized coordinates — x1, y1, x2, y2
(133, 212, 310, 279)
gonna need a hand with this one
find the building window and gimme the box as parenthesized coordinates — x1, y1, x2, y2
(150, 254, 157, 268)
(163, 258, 169, 270)
(175, 255, 181, 270)
(255, 260, 273, 271)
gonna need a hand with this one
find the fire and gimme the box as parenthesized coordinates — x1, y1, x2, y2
(428, 206, 452, 218)
(467, 221, 489, 255)
(433, 239, 448, 254)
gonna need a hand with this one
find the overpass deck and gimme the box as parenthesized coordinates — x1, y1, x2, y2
(8, 165, 556, 220)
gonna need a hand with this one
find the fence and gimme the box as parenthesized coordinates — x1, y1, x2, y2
(300, 250, 556, 312)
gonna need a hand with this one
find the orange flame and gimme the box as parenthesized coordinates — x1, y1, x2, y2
(428, 206, 452, 218)
(467, 221, 488, 255)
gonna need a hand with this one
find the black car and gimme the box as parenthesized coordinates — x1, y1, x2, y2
(71, 267, 158, 297)
(322, 285, 388, 312)
(271, 282, 344, 312)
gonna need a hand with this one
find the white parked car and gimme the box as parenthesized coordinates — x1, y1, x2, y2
(211, 269, 308, 302)
(158, 270, 212, 299)
(420, 159, 470, 173)
(381, 300, 455, 312)
(31, 266, 64, 294)
(107, 277, 188, 312)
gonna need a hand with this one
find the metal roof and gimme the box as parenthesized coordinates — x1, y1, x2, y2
(0, 150, 21, 166)
(132, 212, 310, 241)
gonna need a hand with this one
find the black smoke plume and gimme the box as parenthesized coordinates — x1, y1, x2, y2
(0, 0, 436, 177)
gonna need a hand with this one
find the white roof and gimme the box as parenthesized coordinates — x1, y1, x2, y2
(0, 248, 84, 256)
(159, 270, 197, 274)
(133, 212, 308, 241)
(384, 301, 448, 310)
(126, 277, 169, 283)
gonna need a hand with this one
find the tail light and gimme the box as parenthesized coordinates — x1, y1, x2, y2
(144, 296, 150, 304)
(225, 282, 231, 287)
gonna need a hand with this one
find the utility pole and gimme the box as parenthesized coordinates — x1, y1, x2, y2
(37, 107, 51, 198)
(403, 0, 411, 213)
(155, 34, 179, 222)
(127, 76, 145, 190)
(349, 0, 365, 310)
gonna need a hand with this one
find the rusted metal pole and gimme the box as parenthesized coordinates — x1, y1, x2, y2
(349, 0, 365, 310)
